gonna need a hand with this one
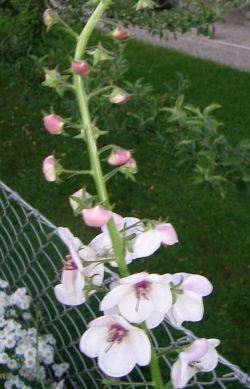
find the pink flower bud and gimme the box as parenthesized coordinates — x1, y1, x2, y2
(71, 60, 90, 76)
(42, 155, 56, 182)
(82, 206, 112, 227)
(108, 149, 132, 166)
(109, 88, 130, 105)
(43, 9, 54, 27)
(112, 29, 130, 41)
(124, 158, 137, 173)
(43, 114, 63, 135)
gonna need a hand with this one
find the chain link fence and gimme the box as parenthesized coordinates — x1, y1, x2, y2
(0, 180, 250, 389)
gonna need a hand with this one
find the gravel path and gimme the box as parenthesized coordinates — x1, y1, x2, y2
(128, 22, 250, 72)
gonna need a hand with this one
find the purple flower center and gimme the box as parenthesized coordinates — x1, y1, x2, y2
(64, 255, 78, 271)
(134, 280, 151, 300)
(107, 323, 129, 343)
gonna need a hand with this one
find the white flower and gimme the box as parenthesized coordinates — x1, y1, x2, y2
(55, 228, 86, 306)
(0, 352, 9, 364)
(80, 314, 151, 377)
(7, 358, 18, 370)
(100, 272, 172, 328)
(171, 338, 220, 389)
(0, 279, 9, 289)
(55, 227, 104, 306)
(52, 362, 69, 378)
(166, 273, 213, 327)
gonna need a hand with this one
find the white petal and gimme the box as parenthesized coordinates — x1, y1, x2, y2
(119, 290, 154, 323)
(119, 272, 149, 285)
(171, 292, 204, 324)
(199, 344, 219, 372)
(132, 230, 161, 259)
(123, 217, 144, 236)
(128, 328, 151, 366)
(61, 269, 76, 290)
(57, 227, 74, 246)
(171, 357, 195, 389)
(79, 245, 97, 262)
(100, 285, 130, 312)
(54, 284, 85, 306)
(89, 233, 113, 257)
(84, 263, 104, 287)
(150, 283, 172, 313)
(145, 311, 165, 329)
(75, 271, 85, 296)
(181, 274, 213, 296)
(98, 340, 136, 377)
(156, 223, 178, 246)
(79, 327, 108, 357)
(208, 339, 220, 348)
(182, 339, 209, 363)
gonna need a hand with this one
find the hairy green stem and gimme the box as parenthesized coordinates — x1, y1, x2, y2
(73, 0, 128, 278)
(72, 1, 164, 387)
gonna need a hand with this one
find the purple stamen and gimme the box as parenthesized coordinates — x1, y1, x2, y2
(107, 323, 128, 343)
(64, 255, 78, 271)
(134, 280, 151, 300)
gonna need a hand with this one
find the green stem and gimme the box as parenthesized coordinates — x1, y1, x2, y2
(73, 0, 128, 278)
(141, 323, 165, 389)
(57, 14, 79, 40)
(88, 85, 114, 100)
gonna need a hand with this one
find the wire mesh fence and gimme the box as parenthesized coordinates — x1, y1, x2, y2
(0, 180, 250, 389)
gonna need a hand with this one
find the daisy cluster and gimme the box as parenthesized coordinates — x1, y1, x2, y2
(0, 280, 69, 389)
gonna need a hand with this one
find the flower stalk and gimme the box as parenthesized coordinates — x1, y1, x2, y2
(71, 1, 164, 387)
(73, 0, 128, 278)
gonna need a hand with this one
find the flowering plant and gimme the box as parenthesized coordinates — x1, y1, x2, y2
(41, 2, 220, 388)
(0, 279, 69, 389)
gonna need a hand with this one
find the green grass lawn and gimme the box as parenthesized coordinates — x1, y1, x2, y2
(0, 29, 250, 376)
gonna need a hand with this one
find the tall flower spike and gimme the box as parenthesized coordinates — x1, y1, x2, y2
(80, 315, 151, 377)
(171, 338, 220, 389)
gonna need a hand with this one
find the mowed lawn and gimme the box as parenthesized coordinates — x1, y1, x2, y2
(0, 29, 250, 373)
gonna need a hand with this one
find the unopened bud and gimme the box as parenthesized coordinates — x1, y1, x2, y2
(82, 206, 112, 227)
(71, 60, 90, 76)
(112, 29, 130, 41)
(69, 189, 92, 211)
(42, 155, 56, 182)
(43, 9, 55, 27)
(123, 158, 138, 174)
(43, 114, 63, 135)
(109, 87, 130, 105)
(108, 149, 132, 166)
